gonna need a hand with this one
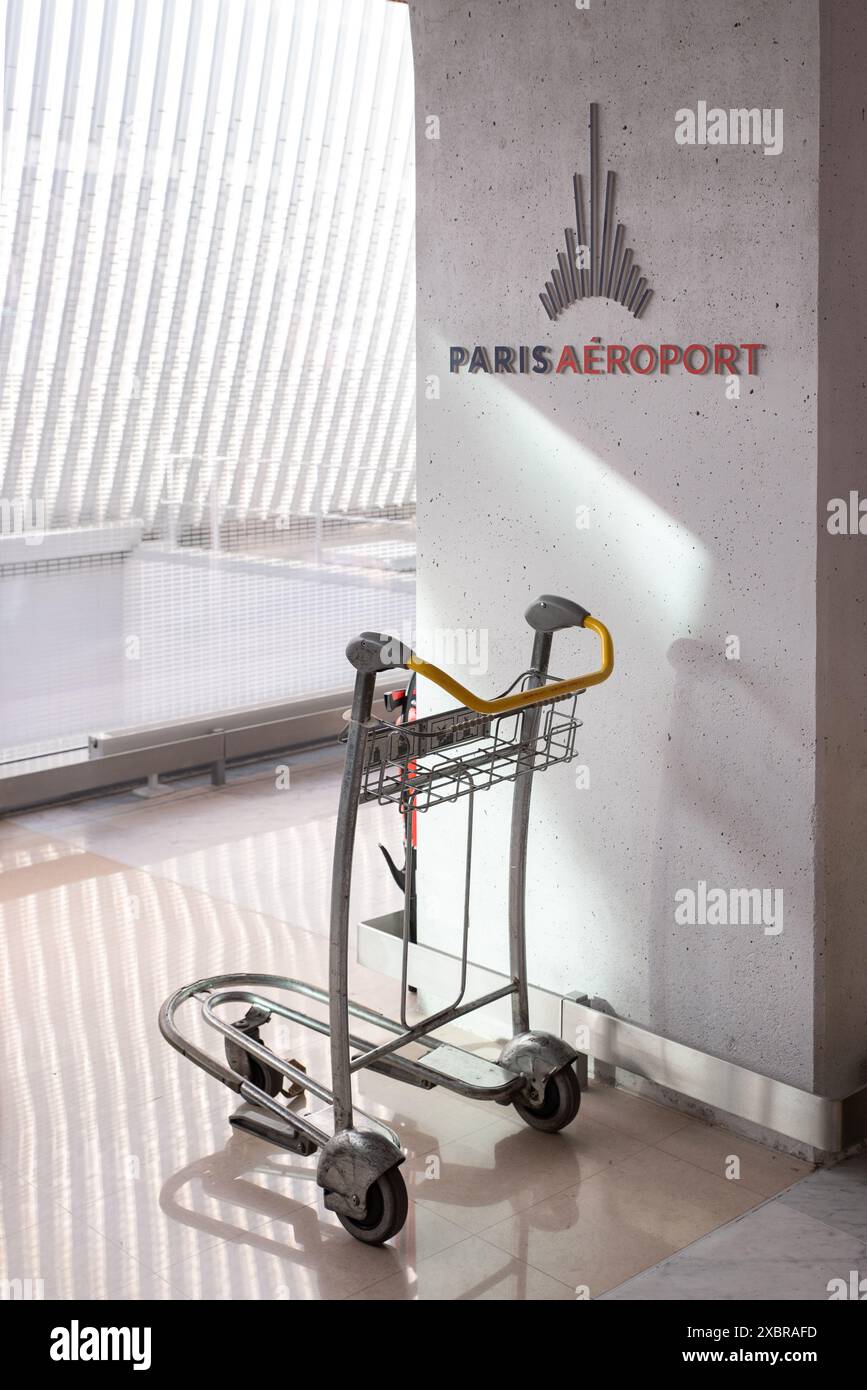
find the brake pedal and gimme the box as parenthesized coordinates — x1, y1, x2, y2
(283, 1057, 306, 1101)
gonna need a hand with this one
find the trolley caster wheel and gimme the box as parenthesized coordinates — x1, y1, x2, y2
(225, 1007, 284, 1098)
(512, 1064, 581, 1133)
(334, 1168, 409, 1246)
(245, 1056, 285, 1097)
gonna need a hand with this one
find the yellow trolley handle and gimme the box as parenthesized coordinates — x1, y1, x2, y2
(345, 595, 614, 716)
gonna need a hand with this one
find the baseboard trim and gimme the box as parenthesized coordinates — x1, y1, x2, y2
(357, 915, 866, 1157)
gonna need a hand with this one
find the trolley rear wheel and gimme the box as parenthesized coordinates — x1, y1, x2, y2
(246, 1056, 285, 1097)
(512, 1065, 581, 1133)
(224, 1020, 284, 1098)
(335, 1167, 408, 1245)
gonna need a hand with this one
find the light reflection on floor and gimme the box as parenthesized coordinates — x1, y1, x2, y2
(0, 756, 830, 1301)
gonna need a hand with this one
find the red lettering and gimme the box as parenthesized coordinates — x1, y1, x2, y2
(630, 344, 657, 374)
(740, 343, 763, 374)
(714, 343, 739, 374)
(684, 343, 712, 374)
(583, 339, 603, 374)
(556, 345, 581, 373)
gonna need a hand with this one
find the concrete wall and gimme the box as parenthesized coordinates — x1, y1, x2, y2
(409, 0, 846, 1092)
(814, 0, 867, 1096)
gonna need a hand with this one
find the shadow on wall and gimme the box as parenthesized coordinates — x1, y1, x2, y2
(416, 341, 814, 1080)
(644, 637, 811, 1059)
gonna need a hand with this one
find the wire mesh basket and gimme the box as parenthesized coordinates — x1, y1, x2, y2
(360, 687, 582, 812)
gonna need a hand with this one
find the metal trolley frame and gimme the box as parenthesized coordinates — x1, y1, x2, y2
(160, 594, 614, 1243)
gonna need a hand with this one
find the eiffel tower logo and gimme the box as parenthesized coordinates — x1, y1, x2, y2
(540, 103, 653, 321)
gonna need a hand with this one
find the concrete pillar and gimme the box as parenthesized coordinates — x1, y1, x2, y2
(409, 0, 867, 1103)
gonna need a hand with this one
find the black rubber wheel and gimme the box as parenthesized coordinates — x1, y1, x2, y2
(512, 1065, 581, 1133)
(335, 1167, 408, 1245)
(247, 1056, 285, 1097)
(225, 1033, 284, 1097)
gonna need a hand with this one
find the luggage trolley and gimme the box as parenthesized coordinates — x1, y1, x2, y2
(159, 595, 614, 1244)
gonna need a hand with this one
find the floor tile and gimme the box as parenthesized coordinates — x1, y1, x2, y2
(0, 1201, 170, 1300)
(151, 1228, 358, 1301)
(0, 819, 36, 844)
(578, 1084, 700, 1143)
(0, 826, 88, 870)
(0, 1166, 44, 1240)
(658, 1122, 813, 1198)
(278, 1029, 510, 1155)
(348, 1234, 575, 1301)
(409, 1110, 646, 1234)
(483, 1146, 759, 1297)
(112, 1267, 190, 1300)
(14, 753, 403, 940)
(81, 1122, 322, 1275)
(778, 1151, 867, 1241)
(601, 1199, 867, 1301)
(162, 1193, 415, 1301)
(0, 850, 127, 902)
(351, 1065, 515, 1153)
(271, 1192, 470, 1285)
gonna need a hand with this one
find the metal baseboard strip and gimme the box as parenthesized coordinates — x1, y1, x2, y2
(560, 998, 844, 1154)
(0, 732, 226, 815)
(87, 686, 361, 758)
(0, 684, 394, 815)
(357, 916, 867, 1155)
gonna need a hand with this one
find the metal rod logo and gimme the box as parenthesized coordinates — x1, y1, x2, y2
(540, 103, 652, 321)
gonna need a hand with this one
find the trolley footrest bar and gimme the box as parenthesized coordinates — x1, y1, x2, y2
(413, 1044, 523, 1097)
(229, 1103, 318, 1157)
(355, 1053, 437, 1089)
(349, 982, 518, 1072)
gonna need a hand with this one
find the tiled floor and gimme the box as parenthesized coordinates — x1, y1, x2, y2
(0, 751, 859, 1301)
(602, 1154, 867, 1301)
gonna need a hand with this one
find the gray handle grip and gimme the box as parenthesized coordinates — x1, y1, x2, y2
(524, 594, 591, 633)
(346, 632, 412, 674)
